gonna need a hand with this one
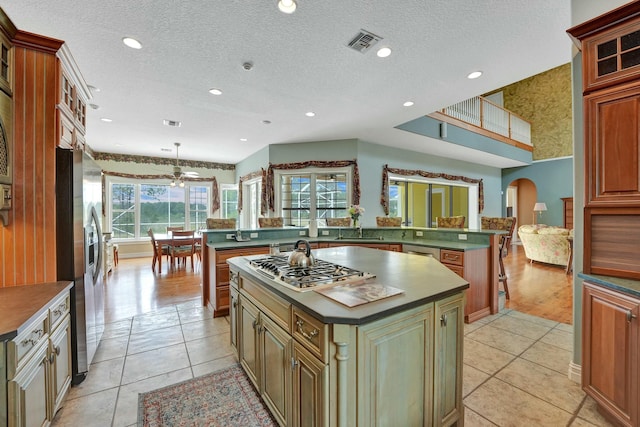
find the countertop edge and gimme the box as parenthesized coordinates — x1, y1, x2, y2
(578, 272, 640, 299)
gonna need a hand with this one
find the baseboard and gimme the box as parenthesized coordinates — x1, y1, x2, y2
(568, 361, 581, 384)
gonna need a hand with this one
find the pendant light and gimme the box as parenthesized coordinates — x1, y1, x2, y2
(278, 0, 297, 14)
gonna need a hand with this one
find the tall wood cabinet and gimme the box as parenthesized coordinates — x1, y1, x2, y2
(568, 2, 640, 281)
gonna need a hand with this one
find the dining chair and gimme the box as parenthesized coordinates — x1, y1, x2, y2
(166, 225, 184, 232)
(206, 218, 237, 229)
(481, 216, 516, 299)
(436, 216, 466, 229)
(169, 230, 196, 271)
(375, 216, 402, 227)
(258, 217, 284, 228)
(326, 217, 351, 227)
(148, 228, 169, 273)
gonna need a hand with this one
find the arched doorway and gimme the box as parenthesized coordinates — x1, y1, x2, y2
(506, 178, 537, 243)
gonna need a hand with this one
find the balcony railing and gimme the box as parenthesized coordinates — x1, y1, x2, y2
(437, 96, 531, 146)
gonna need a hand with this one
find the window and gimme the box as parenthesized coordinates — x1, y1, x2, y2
(277, 169, 349, 226)
(221, 184, 239, 219)
(107, 178, 211, 239)
(241, 178, 261, 229)
(389, 176, 476, 228)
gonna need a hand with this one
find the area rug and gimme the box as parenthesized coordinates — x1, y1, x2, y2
(138, 364, 276, 427)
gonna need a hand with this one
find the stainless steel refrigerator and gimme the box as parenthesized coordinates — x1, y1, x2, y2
(56, 148, 104, 385)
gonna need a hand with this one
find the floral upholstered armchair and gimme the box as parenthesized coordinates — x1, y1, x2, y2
(258, 217, 284, 228)
(326, 217, 351, 227)
(206, 218, 236, 229)
(436, 216, 466, 228)
(518, 224, 573, 267)
(375, 216, 402, 227)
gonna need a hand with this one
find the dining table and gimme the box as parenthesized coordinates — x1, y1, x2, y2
(153, 232, 202, 273)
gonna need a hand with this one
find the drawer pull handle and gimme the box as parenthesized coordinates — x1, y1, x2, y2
(296, 319, 319, 341)
(54, 345, 61, 356)
(440, 314, 448, 326)
(627, 310, 637, 322)
(20, 338, 36, 347)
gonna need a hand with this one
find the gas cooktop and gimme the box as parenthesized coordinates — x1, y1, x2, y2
(249, 255, 375, 292)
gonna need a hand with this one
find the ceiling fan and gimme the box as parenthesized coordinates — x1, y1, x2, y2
(170, 142, 199, 187)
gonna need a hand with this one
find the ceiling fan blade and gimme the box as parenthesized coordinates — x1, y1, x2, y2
(183, 171, 199, 177)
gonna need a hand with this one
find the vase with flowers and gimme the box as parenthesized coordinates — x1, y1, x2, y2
(348, 205, 365, 228)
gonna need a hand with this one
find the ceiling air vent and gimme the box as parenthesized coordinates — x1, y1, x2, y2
(163, 119, 182, 127)
(347, 29, 382, 53)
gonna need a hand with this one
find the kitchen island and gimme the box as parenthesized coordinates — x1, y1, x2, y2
(227, 246, 469, 427)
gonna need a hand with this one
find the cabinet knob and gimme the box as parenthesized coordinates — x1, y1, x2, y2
(627, 310, 637, 322)
(440, 314, 448, 326)
(291, 358, 299, 370)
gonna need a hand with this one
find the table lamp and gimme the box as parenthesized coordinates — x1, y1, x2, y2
(533, 202, 547, 224)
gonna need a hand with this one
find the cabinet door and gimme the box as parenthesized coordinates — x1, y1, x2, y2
(582, 283, 639, 427)
(434, 294, 464, 427)
(292, 342, 326, 427)
(238, 297, 260, 389)
(8, 344, 49, 427)
(357, 305, 434, 426)
(230, 286, 239, 354)
(585, 85, 640, 206)
(50, 315, 72, 416)
(259, 314, 292, 427)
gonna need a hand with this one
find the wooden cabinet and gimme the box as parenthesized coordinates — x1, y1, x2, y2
(561, 197, 574, 230)
(6, 288, 72, 426)
(440, 248, 492, 323)
(582, 281, 639, 427)
(56, 50, 89, 150)
(568, 4, 640, 281)
(210, 246, 269, 317)
(291, 342, 326, 427)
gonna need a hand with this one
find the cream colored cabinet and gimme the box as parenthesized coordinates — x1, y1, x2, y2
(232, 267, 465, 427)
(434, 294, 465, 426)
(229, 285, 239, 354)
(238, 295, 291, 427)
(6, 289, 71, 427)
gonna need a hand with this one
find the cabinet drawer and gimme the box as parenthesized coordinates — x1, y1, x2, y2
(240, 276, 291, 332)
(8, 311, 49, 378)
(292, 308, 328, 363)
(441, 250, 464, 266)
(445, 265, 465, 278)
(216, 285, 230, 309)
(217, 247, 269, 263)
(49, 292, 70, 331)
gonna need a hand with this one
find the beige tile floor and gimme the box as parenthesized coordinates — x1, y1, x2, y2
(51, 302, 614, 427)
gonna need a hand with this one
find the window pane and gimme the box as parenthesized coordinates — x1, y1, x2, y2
(281, 174, 311, 227)
(222, 188, 238, 219)
(190, 186, 208, 230)
(316, 173, 347, 220)
(111, 183, 135, 239)
(139, 184, 184, 235)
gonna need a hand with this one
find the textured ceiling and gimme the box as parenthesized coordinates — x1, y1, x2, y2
(2, 0, 572, 168)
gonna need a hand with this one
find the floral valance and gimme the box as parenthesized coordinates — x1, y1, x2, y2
(380, 165, 484, 214)
(237, 169, 265, 213)
(264, 160, 360, 214)
(101, 171, 220, 215)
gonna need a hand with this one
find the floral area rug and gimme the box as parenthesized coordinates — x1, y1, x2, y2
(138, 364, 277, 427)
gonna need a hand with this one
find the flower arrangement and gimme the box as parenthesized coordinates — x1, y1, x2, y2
(348, 205, 365, 227)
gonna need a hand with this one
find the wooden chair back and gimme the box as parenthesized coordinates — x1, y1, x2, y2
(206, 218, 236, 229)
(166, 226, 184, 232)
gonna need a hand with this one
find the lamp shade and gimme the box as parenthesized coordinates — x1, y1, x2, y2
(533, 202, 547, 212)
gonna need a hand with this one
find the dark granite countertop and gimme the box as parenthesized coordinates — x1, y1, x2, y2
(578, 272, 640, 299)
(227, 246, 469, 325)
(0, 281, 73, 341)
(208, 236, 489, 251)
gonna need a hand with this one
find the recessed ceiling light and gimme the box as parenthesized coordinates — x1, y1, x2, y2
(262, 120, 271, 124)
(305, 112, 315, 117)
(376, 47, 392, 58)
(467, 71, 483, 79)
(403, 101, 414, 107)
(240, 138, 248, 142)
(122, 37, 142, 49)
(89, 103, 100, 110)
(277, 0, 297, 14)
(208, 88, 222, 95)
(101, 118, 113, 122)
